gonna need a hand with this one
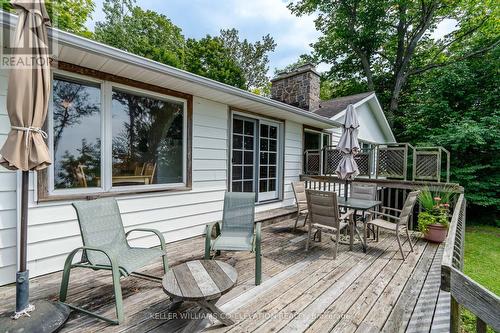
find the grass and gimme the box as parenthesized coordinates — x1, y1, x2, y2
(460, 225, 500, 332)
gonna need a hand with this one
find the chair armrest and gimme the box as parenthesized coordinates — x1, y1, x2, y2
(254, 222, 262, 251)
(65, 246, 119, 269)
(205, 221, 221, 239)
(125, 228, 166, 251)
(368, 210, 400, 220)
(340, 210, 354, 221)
(381, 206, 402, 213)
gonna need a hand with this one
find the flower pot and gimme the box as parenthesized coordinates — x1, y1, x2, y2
(423, 224, 448, 243)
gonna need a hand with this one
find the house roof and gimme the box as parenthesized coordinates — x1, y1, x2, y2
(1, 11, 341, 130)
(313, 92, 374, 118)
(317, 92, 397, 144)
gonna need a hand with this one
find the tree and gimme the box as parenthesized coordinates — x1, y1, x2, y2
(94, 0, 186, 68)
(185, 35, 247, 89)
(289, 0, 499, 119)
(1, 0, 94, 37)
(397, 45, 499, 214)
(219, 28, 276, 91)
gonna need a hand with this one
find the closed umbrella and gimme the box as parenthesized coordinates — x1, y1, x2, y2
(335, 104, 360, 199)
(0, 1, 69, 331)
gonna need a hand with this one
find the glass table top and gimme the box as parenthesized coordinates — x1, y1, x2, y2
(337, 198, 382, 210)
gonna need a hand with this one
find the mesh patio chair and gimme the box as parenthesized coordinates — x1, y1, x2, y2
(367, 190, 420, 259)
(305, 190, 354, 259)
(59, 197, 169, 324)
(291, 181, 309, 230)
(350, 182, 378, 236)
(204, 192, 262, 285)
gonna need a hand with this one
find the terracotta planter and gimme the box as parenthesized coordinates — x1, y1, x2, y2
(423, 224, 448, 243)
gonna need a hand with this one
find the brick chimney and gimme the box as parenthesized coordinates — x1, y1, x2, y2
(270, 63, 320, 111)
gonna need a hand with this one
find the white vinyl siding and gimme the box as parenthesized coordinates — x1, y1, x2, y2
(0, 69, 19, 285)
(0, 76, 305, 285)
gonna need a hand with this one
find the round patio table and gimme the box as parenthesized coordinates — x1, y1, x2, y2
(162, 259, 237, 328)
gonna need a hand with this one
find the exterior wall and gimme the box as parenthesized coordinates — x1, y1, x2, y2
(356, 103, 390, 143)
(0, 68, 18, 286)
(328, 104, 392, 145)
(0, 74, 304, 285)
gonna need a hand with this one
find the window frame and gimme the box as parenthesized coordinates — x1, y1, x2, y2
(37, 68, 193, 202)
(229, 110, 285, 204)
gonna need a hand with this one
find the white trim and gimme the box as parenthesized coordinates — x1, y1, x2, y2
(229, 111, 284, 203)
(369, 96, 397, 143)
(48, 71, 106, 195)
(329, 93, 397, 144)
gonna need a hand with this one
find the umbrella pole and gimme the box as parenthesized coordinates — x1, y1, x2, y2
(0, 171, 70, 331)
(16, 171, 30, 313)
(345, 179, 349, 201)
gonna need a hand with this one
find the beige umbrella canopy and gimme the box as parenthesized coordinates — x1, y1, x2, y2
(0, 3, 69, 330)
(336, 104, 360, 180)
(0, 0, 52, 171)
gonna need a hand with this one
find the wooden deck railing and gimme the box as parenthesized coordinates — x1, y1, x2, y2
(300, 175, 499, 333)
(441, 194, 500, 333)
(299, 175, 462, 230)
(304, 143, 451, 182)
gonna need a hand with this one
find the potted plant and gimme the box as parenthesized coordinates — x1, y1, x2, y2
(417, 187, 455, 243)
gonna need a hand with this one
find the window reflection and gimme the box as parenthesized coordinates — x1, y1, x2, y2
(111, 88, 184, 186)
(52, 76, 101, 189)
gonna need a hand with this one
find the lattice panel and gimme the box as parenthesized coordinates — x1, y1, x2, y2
(415, 152, 439, 180)
(354, 152, 370, 176)
(305, 152, 320, 175)
(323, 149, 343, 175)
(377, 148, 406, 179)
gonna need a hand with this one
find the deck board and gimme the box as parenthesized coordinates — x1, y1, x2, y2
(0, 218, 448, 332)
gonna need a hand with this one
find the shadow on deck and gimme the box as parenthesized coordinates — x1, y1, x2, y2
(0, 218, 449, 333)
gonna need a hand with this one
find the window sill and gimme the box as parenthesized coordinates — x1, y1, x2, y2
(37, 185, 192, 203)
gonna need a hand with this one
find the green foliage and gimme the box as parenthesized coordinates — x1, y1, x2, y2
(288, 0, 499, 117)
(461, 225, 500, 332)
(1, 0, 94, 37)
(417, 187, 456, 232)
(185, 36, 247, 89)
(417, 211, 448, 233)
(399, 49, 500, 209)
(220, 28, 276, 91)
(274, 54, 315, 75)
(94, 0, 186, 68)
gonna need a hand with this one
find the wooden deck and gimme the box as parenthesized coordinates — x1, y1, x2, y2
(0, 218, 449, 332)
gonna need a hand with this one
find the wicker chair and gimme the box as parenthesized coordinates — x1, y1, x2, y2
(291, 181, 309, 230)
(367, 190, 420, 259)
(305, 189, 354, 259)
(59, 198, 168, 324)
(204, 192, 262, 285)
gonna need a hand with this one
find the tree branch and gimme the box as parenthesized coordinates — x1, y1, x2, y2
(409, 38, 500, 75)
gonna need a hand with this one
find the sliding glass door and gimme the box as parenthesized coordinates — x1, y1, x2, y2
(231, 115, 281, 202)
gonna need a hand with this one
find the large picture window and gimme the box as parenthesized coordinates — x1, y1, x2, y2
(43, 71, 190, 200)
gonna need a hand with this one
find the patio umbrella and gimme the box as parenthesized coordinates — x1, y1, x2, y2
(335, 104, 360, 200)
(0, 1, 69, 331)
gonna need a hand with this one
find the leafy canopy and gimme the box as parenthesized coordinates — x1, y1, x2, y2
(185, 35, 247, 89)
(94, 0, 186, 68)
(220, 28, 276, 91)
